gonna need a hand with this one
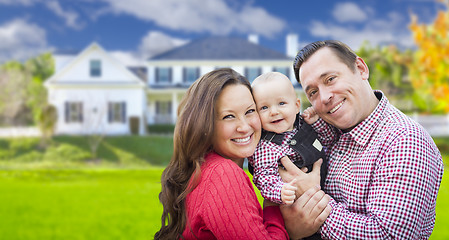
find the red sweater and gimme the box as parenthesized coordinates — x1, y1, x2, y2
(182, 151, 288, 240)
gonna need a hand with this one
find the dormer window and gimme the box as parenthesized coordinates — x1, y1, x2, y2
(90, 60, 101, 77)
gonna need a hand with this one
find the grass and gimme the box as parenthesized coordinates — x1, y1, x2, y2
(0, 135, 173, 168)
(0, 136, 447, 239)
(0, 168, 163, 240)
(0, 167, 447, 239)
(431, 166, 449, 239)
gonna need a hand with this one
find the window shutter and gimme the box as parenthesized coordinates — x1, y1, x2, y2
(107, 102, 112, 123)
(169, 68, 172, 83)
(183, 67, 186, 83)
(65, 102, 69, 123)
(122, 102, 126, 123)
(79, 102, 83, 122)
(155, 68, 159, 83)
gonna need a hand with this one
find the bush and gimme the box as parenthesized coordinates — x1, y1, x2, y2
(12, 151, 44, 163)
(43, 143, 91, 162)
(147, 124, 174, 134)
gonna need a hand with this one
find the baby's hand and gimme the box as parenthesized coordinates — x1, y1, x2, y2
(302, 107, 319, 124)
(281, 179, 298, 205)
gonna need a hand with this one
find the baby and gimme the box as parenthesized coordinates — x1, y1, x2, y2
(248, 72, 327, 205)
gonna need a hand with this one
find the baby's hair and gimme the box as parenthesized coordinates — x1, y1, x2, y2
(252, 72, 290, 87)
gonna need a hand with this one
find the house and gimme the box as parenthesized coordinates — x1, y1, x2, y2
(44, 42, 147, 135)
(46, 34, 301, 135)
(146, 34, 301, 125)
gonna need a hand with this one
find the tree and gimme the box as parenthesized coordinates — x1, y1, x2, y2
(0, 61, 32, 125)
(38, 104, 57, 147)
(0, 53, 54, 126)
(409, 0, 449, 113)
(357, 41, 415, 112)
(25, 52, 54, 125)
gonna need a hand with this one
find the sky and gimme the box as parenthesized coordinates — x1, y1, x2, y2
(0, 0, 446, 66)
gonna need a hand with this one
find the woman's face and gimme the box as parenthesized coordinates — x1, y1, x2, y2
(212, 84, 261, 162)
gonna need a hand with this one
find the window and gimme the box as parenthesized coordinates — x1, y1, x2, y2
(273, 67, 290, 77)
(108, 102, 126, 123)
(155, 67, 172, 84)
(90, 60, 101, 77)
(183, 67, 199, 83)
(156, 101, 172, 115)
(155, 101, 172, 123)
(65, 102, 83, 123)
(245, 67, 261, 82)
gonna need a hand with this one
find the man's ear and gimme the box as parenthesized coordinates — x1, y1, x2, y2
(355, 57, 369, 81)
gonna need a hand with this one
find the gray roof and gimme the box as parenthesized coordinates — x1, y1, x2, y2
(150, 37, 290, 61)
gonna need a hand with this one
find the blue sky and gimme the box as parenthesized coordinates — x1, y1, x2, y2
(0, 0, 446, 65)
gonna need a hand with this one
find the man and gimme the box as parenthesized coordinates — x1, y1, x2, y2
(280, 40, 444, 239)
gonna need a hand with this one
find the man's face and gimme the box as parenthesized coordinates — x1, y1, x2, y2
(299, 47, 371, 131)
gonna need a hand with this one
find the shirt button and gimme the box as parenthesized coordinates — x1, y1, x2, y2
(290, 140, 297, 145)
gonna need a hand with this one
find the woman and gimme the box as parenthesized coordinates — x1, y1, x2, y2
(154, 68, 328, 239)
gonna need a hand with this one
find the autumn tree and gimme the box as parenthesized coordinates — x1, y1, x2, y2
(409, 0, 449, 113)
(357, 41, 415, 112)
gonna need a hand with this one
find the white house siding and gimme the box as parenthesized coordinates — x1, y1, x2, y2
(47, 87, 146, 135)
(45, 43, 146, 135)
(55, 52, 136, 84)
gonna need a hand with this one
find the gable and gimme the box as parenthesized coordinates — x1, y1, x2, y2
(46, 43, 144, 87)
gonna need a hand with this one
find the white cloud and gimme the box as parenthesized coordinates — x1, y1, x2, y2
(309, 17, 413, 50)
(0, 0, 84, 30)
(109, 31, 189, 65)
(309, 3, 414, 50)
(98, 0, 285, 37)
(0, 0, 34, 5)
(0, 18, 51, 63)
(138, 31, 189, 59)
(45, 1, 83, 30)
(332, 2, 368, 23)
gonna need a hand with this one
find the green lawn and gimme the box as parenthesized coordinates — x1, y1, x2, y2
(0, 167, 447, 239)
(0, 136, 447, 239)
(431, 166, 449, 239)
(0, 168, 163, 240)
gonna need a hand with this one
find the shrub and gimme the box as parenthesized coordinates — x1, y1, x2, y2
(147, 124, 174, 134)
(43, 143, 91, 162)
(12, 150, 44, 162)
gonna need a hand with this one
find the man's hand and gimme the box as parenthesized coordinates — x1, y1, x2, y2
(279, 156, 321, 196)
(280, 185, 332, 239)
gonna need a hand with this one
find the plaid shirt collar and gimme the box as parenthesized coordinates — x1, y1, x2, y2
(343, 91, 387, 146)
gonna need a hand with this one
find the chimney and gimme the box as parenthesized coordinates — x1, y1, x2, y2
(286, 34, 298, 58)
(248, 34, 259, 45)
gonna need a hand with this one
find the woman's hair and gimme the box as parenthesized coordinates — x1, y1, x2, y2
(154, 68, 252, 239)
(293, 40, 357, 83)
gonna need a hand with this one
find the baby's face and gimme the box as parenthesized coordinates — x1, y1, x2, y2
(252, 79, 300, 133)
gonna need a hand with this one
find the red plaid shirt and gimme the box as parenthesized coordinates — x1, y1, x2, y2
(248, 129, 301, 204)
(313, 91, 444, 239)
